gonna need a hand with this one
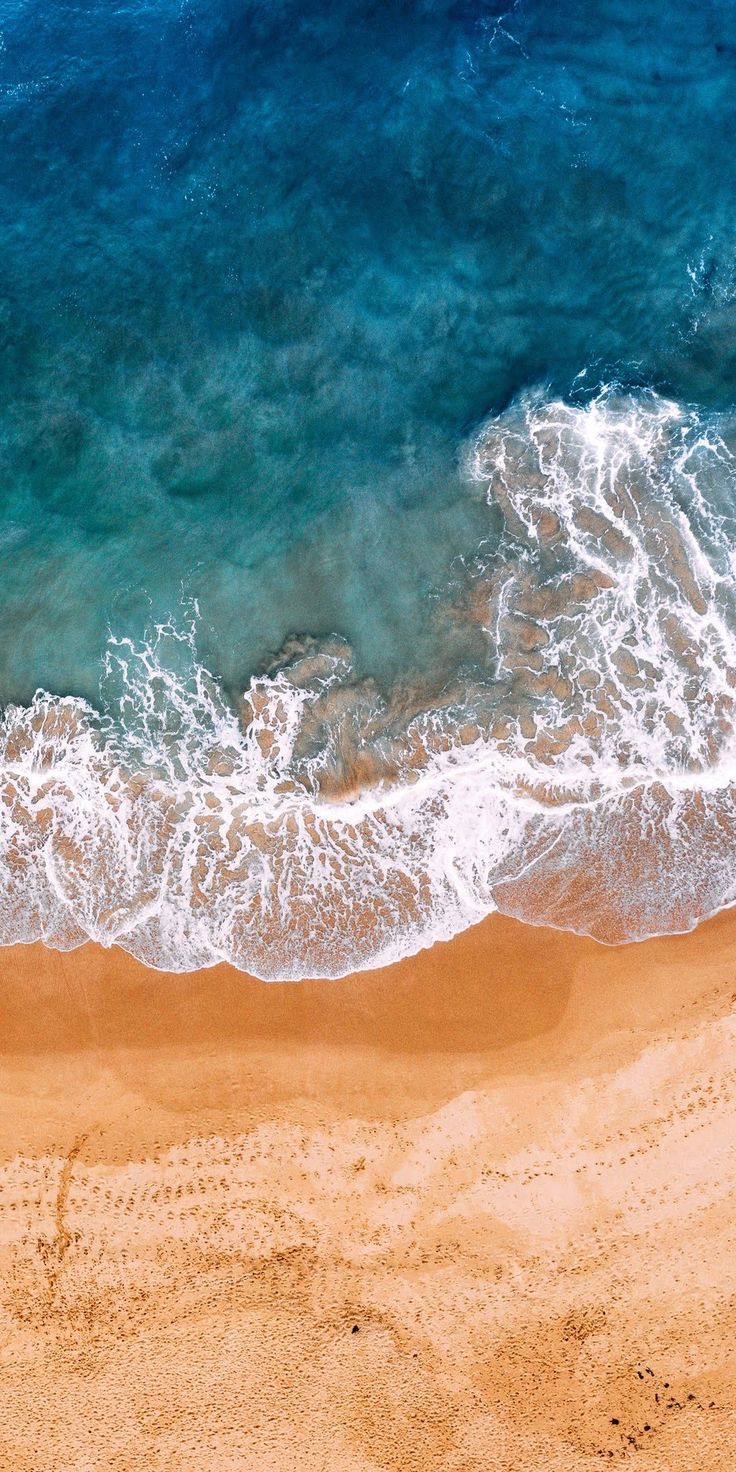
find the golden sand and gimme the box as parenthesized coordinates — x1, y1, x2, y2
(1, 913, 735, 1469)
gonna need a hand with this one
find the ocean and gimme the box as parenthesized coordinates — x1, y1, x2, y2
(2, 0, 736, 976)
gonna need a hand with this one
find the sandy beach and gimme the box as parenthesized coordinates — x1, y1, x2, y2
(1, 912, 735, 1470)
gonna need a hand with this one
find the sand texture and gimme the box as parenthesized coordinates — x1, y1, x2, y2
(0, 913, 735, 1470)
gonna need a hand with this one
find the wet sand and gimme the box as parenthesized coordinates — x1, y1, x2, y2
(1, 913, 735, 1469)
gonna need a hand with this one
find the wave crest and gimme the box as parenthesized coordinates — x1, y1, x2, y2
(3, 388, 736, 977)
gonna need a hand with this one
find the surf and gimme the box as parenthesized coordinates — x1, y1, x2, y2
(0, 388, 734, 978)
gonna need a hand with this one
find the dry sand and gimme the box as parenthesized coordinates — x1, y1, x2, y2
(0, 912, 735, 1470)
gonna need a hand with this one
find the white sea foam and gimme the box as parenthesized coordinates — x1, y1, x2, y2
(2, 387, 736, 977)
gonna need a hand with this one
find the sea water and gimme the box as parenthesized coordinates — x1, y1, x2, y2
(2, 0, 736, 975)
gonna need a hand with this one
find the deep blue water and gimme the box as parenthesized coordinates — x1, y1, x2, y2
(2, 0, 736, 705)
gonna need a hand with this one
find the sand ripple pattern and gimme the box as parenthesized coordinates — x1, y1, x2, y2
(2, 388, 736, 976)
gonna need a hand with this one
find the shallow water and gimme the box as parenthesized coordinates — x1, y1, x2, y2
(2, 0, 736, 974)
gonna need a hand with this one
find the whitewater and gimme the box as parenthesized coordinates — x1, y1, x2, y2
(3, 387, 736, 979)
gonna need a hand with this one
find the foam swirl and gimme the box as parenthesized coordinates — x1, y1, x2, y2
(2, 387, 736, 977)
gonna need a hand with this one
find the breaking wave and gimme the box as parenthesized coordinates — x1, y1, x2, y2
(3, 386, 736, 978)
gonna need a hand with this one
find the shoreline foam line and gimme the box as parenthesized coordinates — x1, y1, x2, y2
(1, 387, 736, 979)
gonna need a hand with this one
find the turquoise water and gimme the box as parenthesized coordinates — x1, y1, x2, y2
(3, 0, 736, 699)
(2, 0, 736, 974)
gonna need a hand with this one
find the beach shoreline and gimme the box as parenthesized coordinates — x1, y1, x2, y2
(1, 912, 735, 1467)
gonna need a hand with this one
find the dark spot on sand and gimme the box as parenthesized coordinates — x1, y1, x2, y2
(351, 1324, 360, 1334)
